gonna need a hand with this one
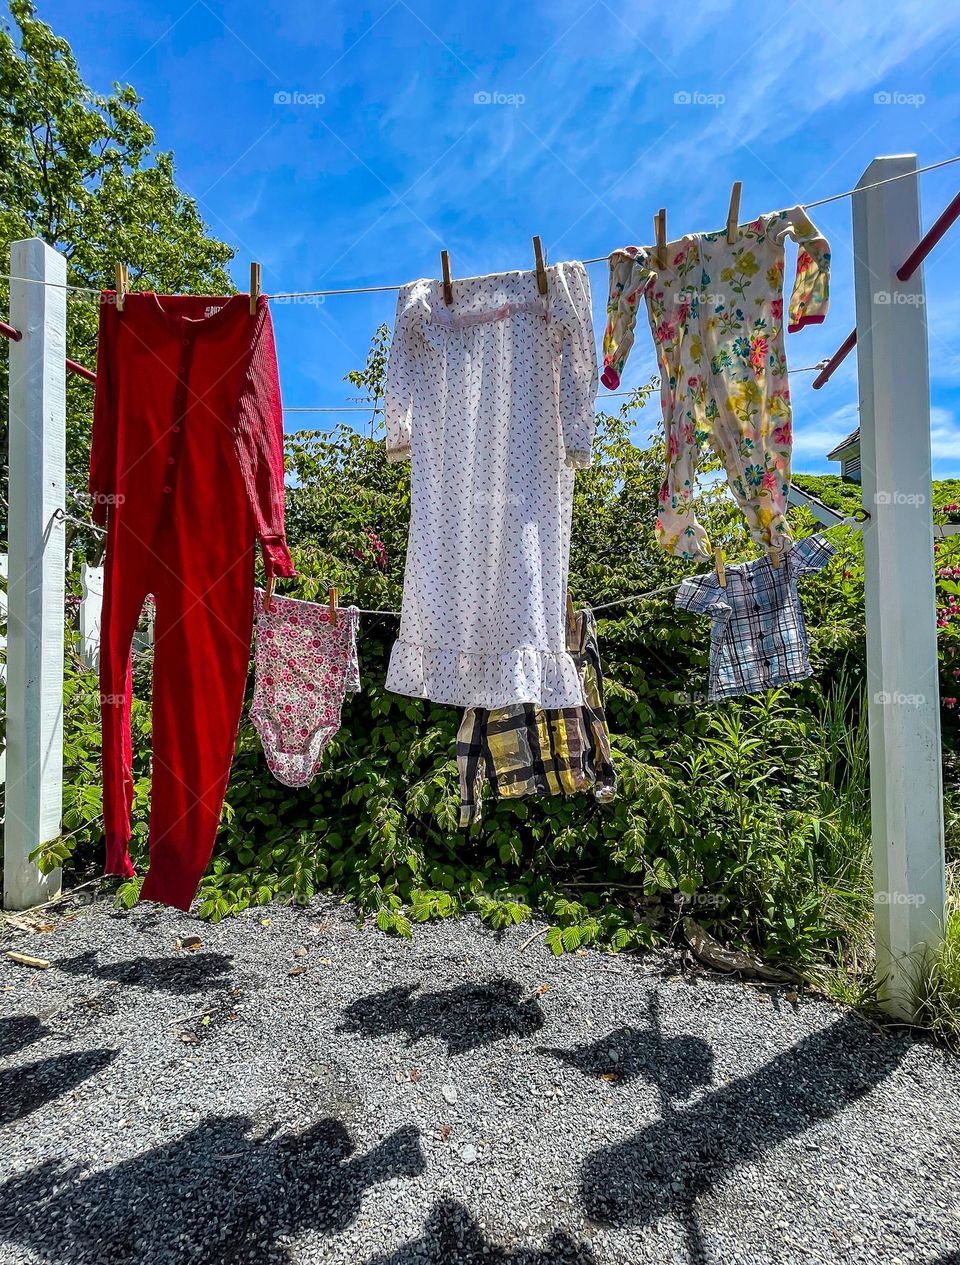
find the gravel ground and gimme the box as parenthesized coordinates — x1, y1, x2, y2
(1, 889, 959, 1265)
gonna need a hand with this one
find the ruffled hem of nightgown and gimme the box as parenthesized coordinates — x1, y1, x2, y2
(385, 639, 586, 710)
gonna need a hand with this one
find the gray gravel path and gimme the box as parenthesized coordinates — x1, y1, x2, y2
(1, 890, 959, 1265)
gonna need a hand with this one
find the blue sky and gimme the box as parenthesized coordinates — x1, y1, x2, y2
(39, 0, 960, 475)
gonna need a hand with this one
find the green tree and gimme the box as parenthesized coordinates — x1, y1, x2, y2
(0, 0, 235, 539)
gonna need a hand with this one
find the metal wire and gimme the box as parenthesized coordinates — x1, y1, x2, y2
(591, 583, 683, 611)
(0, 273, 100, 294)
(352, 580, 685, 615)
(1, 154, 956, 301)
(54, 507, 106, 536)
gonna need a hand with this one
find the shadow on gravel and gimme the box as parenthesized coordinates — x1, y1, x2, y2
(365, 1198, 598, 1264)
(340, 978, 545, 1054)
(541, 1022, 713, 1099)
(580, 1013, 907, 1259)
(928, 1255, 960, 1265)
(0, 1014, 51, 1057)
(0, 1114, 426, 1264)
(53, 949, 234, 995)
(0, 1048, 119, 1125)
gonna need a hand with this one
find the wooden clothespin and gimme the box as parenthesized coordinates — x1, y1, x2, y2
(328, 586, 339, 627)
(654, 209, 667, 268)
(440, 250, 453, 305)
(565, 590, 576, 643)
(767, 547, 781, 570)
(714, 548, 727, 588)
(114, 262, 128, 312)
(726, 181, 742, 245)
(262, 576, 275, 612)
(249, 262, 261, 316)
(532, 235, 548, 295)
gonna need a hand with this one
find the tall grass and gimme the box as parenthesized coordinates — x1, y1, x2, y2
(807, 675, 876, 1003)
(915, 863, 960, 1048)
(812, 679, 960, 1040)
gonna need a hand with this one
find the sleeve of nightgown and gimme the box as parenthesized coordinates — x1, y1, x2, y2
(600, 247, 656, 391)
(552, 260, 599, 470)
(384, 282, 429, 463)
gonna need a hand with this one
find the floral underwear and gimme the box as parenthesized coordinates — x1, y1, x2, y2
(251, 592, 360, 788)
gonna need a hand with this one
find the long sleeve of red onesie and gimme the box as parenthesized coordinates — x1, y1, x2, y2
(234, 304, 295, 579)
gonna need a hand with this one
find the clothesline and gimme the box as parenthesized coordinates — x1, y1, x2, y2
(1, 155, 957, 302)
(270, 155, 960, 297)
(58, 521, 860, 621)
(52, 501, 700, 615)
(355, 522, 868, 617)
(54, 506, 682, 612)
(301, 584, 690, 619)
(352, 582, 686, 618)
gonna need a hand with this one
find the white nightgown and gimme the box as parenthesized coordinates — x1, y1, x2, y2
(383, 261, 598, 710)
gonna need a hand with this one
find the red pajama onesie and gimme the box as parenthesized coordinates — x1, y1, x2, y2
(90, 292, 295, 910)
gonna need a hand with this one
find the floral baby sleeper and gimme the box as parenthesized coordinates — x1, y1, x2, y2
(602, 208, 830, 562)
(252, 593, 360, 787)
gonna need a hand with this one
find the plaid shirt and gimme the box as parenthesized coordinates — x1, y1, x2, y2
(457, 608, 617, 827)
(675, 534, 836, 701)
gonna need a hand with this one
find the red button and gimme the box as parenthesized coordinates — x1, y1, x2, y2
(172, 425, 181, 433)
(167, 457, 175, 464)
(163, 485, 172, 494)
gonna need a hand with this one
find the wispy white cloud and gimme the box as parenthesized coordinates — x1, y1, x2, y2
(931, 405, 960, 462)
(792, 407, 858, 469)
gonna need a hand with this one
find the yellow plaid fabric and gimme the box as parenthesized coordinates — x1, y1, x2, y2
(457, 608, 616, 827)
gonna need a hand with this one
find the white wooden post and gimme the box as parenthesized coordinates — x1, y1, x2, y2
(853, 156, 946, 1018)
(0, 554, 6, 792)
(132, 595, 155, 655)
(79, 562, 104, 671)
(0, 553, 7, 683)
(4, 239, 67, 909)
